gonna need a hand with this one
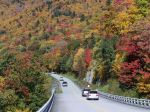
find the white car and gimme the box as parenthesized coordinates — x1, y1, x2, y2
(59, 77, 64, 81)
(82, 88, 90, 97)
(86, 90, 99, 100)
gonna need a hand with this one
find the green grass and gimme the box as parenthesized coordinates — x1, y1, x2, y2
(98, 79, 139, 98)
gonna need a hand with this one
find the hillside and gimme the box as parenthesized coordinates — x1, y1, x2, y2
(0, 0, 150, 111)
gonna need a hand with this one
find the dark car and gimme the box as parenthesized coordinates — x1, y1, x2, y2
(62, 81, 68, 87)
(82, 88, 90, 97)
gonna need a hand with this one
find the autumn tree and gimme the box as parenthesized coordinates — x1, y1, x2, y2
(118, 16, 150, 98)
(93, 37, 115, 84)
(73, 48, 86, 78)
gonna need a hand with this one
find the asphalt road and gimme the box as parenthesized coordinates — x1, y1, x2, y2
(51, 74, 150, 112)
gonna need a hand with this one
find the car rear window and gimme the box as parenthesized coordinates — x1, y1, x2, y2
(89, 91, 98, 93)
(84, 89, 90, 91)
(63, 82, 67, 84)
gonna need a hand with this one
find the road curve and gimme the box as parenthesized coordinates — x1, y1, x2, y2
(51, 73, 150, 112)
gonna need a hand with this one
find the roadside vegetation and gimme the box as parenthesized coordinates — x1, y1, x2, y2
(64, 72, 139, 98)
(0, 0, 150, 111)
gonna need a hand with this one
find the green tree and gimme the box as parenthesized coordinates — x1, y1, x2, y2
(93, 37, 115, 84)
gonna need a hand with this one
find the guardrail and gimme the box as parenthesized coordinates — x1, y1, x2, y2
(37, 89, 55, 112)
(98, 91, 150, 109)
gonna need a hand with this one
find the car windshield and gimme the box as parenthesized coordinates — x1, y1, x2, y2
(63, 82, 67, 84)
(89, 91, 97, 94)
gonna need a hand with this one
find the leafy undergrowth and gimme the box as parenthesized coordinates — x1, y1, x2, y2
(98, 79, 139, 98)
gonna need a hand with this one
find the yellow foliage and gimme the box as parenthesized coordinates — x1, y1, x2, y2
(15, 108, 31, 112)
(43, 49, 61, 70)
(0, 76, 5, 91)
(137, 73, 150, 98)
(137, 82, 150, 98)
(111, 0, 142, 34)
(73, 48, 85, 72)
(112, 52, 125, 76)
(97, 63, 105, 79)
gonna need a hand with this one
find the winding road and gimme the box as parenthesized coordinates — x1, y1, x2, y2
(51, 74, 150, 112)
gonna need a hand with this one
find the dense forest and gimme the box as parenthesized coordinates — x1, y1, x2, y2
(0, 0, 150, 111)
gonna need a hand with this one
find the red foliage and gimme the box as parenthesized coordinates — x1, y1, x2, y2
(0, 85, 4, 92)
(114, 0, 124, 5)
(19, 52, 33, 69)
(139, 70, 150, 80)
(59, 22, 70, 28)
(118, 34, 150, 88)
(52, 35, 63, 41)
(117, 37, 138, 54)
(85, 49, 92, 67)
(65, 31, 72, 37)
(46, 26, 53, 33)
(21, 86, 29, 97)
(119, 60, 140, 88)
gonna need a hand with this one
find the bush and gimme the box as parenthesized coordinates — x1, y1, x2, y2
(98, 79, 139, 98)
